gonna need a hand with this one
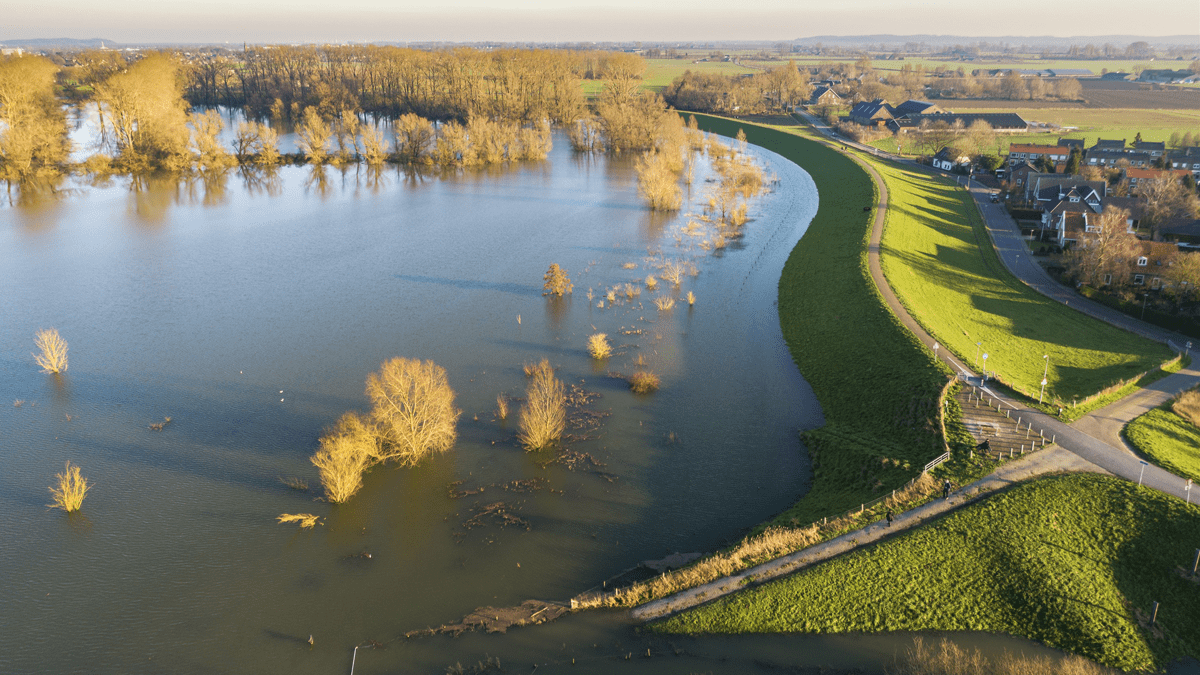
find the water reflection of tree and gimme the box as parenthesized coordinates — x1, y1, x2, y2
(238, 165, 281, 198)
(128, 173, 177, 222)
(304, 164, 330, 199)
(180, 169, 230, 207)
(355, 164, 389, 195)
(544, 294, 570, 331)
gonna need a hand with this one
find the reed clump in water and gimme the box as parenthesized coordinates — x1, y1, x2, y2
(496, 394, 510, 421)
(628, 370, 660, 394)
(33, 328, 68, 373)
(653, 296, 675, 311)
(518, 358, 566, 451)
(48, 461, 89, 512)
(887, 636, 1116, 675)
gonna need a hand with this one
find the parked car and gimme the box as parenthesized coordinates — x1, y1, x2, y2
(989, 193, 1000, 203)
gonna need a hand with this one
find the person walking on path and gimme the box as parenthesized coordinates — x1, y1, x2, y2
(885, 509, 894, 527)
(943, 479, 951, 500)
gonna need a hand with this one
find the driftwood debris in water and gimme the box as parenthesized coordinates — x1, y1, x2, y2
(405, 599, 568, 637)
(462, 501, 530, 531)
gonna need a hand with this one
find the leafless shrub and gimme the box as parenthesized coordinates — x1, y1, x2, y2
(496, 394, 509, 421)
(644, 275, 658, 290)
(661, 263, 684, 287)
(687, 291, 696, 306)
(654, 297, 674, 311)
(587, 333, 613, 360)
(518, 358, 566, 451)
(33, 328, 68, 373)
(311, 412, 375, 503)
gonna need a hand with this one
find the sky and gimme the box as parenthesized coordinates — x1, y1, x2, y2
(3, 0, 1196, 44)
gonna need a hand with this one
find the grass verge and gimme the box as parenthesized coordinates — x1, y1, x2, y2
(651, 473, 1200, 673)
(868, 156, 1174, 405)
(1124, 403, 1200, 484)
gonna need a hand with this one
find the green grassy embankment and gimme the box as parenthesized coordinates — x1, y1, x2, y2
(868, 157, 1176, 412)
(1125, 404, 1200, 483)
(652, 473, 1200, 673)
(689, 114, 953, 525)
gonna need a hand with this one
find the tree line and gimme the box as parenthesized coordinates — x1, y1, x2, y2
(1, 48, 680, 182)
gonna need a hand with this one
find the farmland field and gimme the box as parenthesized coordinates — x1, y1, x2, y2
(642, 58, 757, 91)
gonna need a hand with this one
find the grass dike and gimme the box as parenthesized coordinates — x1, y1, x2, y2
(650, 473, 1200, 673)
(1124, 388, 1200, 483)
(689, 113, 954, 527)
(868, 157, 1175, 408)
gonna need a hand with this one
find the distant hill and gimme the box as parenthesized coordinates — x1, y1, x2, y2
(794, 34, 1199, 49)
(0, 37, 119, 50)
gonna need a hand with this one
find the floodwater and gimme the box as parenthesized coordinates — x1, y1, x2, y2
(1, 117, 1112, 674)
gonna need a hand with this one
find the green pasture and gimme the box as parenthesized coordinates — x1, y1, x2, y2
(1125, 404, 1200, 483)
(653, 473, 1200, 672)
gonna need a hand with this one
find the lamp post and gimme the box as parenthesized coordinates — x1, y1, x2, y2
(1188, 341, 1192, 358)
(1039, 355, 1049, 404)
(1141, 293, 1149, 320)
(982, 352, 989, 383)
(1186, 478, 1193, 506)
(1138, 460, 1148, 486)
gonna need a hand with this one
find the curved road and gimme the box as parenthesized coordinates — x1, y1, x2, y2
(795, 110, 1197, 503)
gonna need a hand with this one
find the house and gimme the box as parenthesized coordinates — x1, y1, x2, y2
(1124, 167, 1192, 194)
(1057, 138, 1085, 150)
(1138, 69, 1196, 84)
(848, 98, 894, 127)
(1127, 241, 1179, 289)
(1007, 160, 1040, 189)
(1134, 141, 1166, 158)
(1166, 147, 1200, 177)
(932, 146, 970, 172)
(807, 85, 841, 107)
(1054, 211, 1092, 247)
(1007, 143, 1070, 169)
(1025, 175, 1104, 239)
(891, 100, 942, 117)
(889, 112, 1028, 135)
(1105, 196, 1144, 230)
(1092, 139, 1126, 151)
(1085, 149, 1153, 168)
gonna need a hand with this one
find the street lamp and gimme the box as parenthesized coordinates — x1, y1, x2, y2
(1186, 478, 1193, 506)
(1138, 460, 1149, 486)
(1188, 341, 1192, 358)
(1039, 354, 1049, 404)
(1141, 293, 1149, 320)
(982, 352, 989, 383)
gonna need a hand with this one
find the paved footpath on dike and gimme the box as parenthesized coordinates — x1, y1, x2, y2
(631, 115, 1198, 621)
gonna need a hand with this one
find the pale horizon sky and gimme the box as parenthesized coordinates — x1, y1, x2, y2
(4, 0, 1196, 45)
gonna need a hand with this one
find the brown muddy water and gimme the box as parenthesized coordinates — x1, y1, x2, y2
(1, 118, 1121, 674)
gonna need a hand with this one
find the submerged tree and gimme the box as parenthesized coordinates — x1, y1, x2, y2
(543, 263, 573, 296)
(518, 359, 566, 451)
(365, 358, 460, 466)
(95, 53, 191, 171)
(0, 55, 68, 182)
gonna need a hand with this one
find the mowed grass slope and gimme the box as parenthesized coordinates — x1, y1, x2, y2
(873, 160, 1173, 404)
(1125, 407, 1200, 483)
(652, 474, 1200, 672)
(689, 114, 951, 525)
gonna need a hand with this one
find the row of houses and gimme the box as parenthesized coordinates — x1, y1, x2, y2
(843, 97, 1030, 134)
(1005, 138, 1200, 177)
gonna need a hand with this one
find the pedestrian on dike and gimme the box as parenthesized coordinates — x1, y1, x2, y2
(942, 479, 951, 500)
(886, 509, 894, 527)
